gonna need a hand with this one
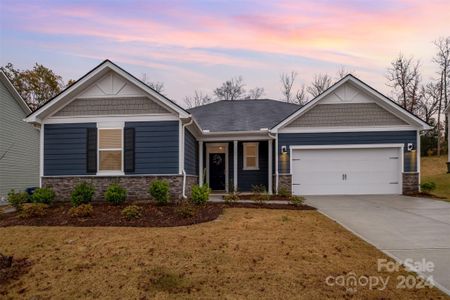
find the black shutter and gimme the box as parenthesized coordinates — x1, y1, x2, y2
(86, 128, 97, 174)
(124, 127, 135, 173)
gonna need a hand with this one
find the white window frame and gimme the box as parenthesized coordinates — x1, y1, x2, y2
(243, 142, 259, 170)
(97, 127, 124, 175)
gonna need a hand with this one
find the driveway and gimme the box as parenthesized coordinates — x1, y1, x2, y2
(305, 195, 450, 295)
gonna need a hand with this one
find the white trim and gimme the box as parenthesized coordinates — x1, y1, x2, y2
(96, 127, 124, 176)
(42, 173, 185, 178)
(243, 142, 259, 170)
(205, 143, 229, 192)
(417, 130, 421, 188)
(179, 120, 183, 174)
(272, 75, 431, 131)
(233, 140, 238, 191)
(200, 135, 271, 142)
(0, 72, 31, 113)
(39, 124, 44, 187)
(268, 139, 273, 195)
(289, 143, 405, 150)
(278, 125, 417, 133)
(44, 114, 177, 124)
(275, 133, 279, 194)
(199, 141, 204, 186)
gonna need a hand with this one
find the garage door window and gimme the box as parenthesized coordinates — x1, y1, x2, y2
(243, 142, 259, 170)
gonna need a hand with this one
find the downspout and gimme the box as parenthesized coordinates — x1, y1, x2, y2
(182, 118, 194, 199)
(268, 132, 278, 194)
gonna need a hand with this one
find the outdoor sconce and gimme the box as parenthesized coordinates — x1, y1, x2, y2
(407, 143, 414, 151)
(281, 145, 287, 154)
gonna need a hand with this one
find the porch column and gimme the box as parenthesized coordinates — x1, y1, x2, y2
(268, 139, 273, 194)
(199, 141, 203, 186)
(233, 141, 238, 192)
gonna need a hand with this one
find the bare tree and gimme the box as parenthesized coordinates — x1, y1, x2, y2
(433, 37, 450, 155)
(214, 76, 246, 100)
(280, 71, 297, 103)
(295, 85, 308, 105)
(245, 87, 265, 99)
(141, 73, 165, 94)
(386, 54, 422, 113)
(307, 73, 332, 97)
(184, 90, 213, 108)
(418, 82, 441, 124)
(336, 66, 353, 79)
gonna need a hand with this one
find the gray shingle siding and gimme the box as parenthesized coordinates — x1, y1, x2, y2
(125, 121, 179, 174)
(0, 80, 39, 196)
(184, 128, 198, 175)
(287, 103, 408, 127)
(54, 97, 170, 116)
(278, 131, 417, 173)
(44, 123, 96, 176)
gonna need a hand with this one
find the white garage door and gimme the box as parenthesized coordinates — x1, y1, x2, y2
(291, 147, 402, 195)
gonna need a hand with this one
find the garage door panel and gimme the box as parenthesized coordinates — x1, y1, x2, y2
(291, 147, 402, 195)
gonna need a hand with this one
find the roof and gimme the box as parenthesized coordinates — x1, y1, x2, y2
(0, 71, 31, 114)
(25, 59, 190, 123)
(188, 99, 300, 132)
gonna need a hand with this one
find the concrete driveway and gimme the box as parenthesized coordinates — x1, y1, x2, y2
(305, 195, 450, 295)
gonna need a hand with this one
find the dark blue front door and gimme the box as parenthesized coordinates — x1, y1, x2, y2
(209, 153, 225, 190)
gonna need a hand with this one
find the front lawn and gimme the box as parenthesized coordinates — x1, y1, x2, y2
(421, 155, 450, 200)
(0, 209, 446, 299)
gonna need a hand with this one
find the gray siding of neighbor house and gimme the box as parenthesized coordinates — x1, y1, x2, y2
(54, 97, 170, 116)
(278, 131, 417, 173)
(0, 80, 40, 197)
(287, 103, 408, 127)
(44, 123, 96, 176)
(184, 128, 198, 175)
(238, 141, 268, 192)
(125, 121, 179, 174)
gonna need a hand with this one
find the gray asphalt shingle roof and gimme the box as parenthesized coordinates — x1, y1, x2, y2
(188, 99, 300, 132)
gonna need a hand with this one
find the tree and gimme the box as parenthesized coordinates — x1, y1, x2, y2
(307, 73, 332, 97)
(386, 54, 422, 114)
(141, 73, 165, 94)
(184, 90, 213, 108)
(418, 82, 441, 124)
(1, 63, 66, 110)
(336, 66, 354, 80)
(245, 87, 265, 99)
(213, 76, 246, 100)
(280, 71, 297, 103)
(295, 85, 308, 105)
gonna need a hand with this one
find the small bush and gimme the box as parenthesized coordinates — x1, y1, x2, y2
(7, 189, 29, 211)
(278, 186, 291, 198)
(251, 184, 266, 194)
(105, 183, 127, 205)
(20, 203, 48, 218)
(31, 187, 55, 205)
(421, 181, 436, 193)
(71, 182, 95, 207)
(121, 205, 143, 220)
(254, 190, 270, 205)
(223, 192, 239, 204)
(190, 184, 210, 205)
(69, 204, 93, 218)
(290, 195, 305, 206)
(176, 203, 197, 218)
(149, 180, 170, 205)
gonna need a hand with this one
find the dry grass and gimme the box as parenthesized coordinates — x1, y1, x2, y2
(421, 155, 450, 200)
(1, 209, 447, 299)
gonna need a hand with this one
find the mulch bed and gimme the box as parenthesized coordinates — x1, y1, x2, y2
(407, 192, 447, 200)
(0, 203, 223, 228)
(223, 195, 292, 201)
(221, 202, 316, 210)
(0, 254, 31, 288)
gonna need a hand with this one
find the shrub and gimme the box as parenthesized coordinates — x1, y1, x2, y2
(71, 182, 95, 207)
(254, 190, 270, 205)
(121, 205, 143, 220)
(149, 180, 170, 205)
(175, 203, 197, 218)
(223, 192, 239, 204)
(20, 203, 48, 218)
(421, 181, 436, 193)
(31, 187, 55, 205)
(69, 204, 94, 218)
(7, 189, 29, 211)
(190, 184, 210, 205)
(290, 195, 305, 206)
(278, 186, 291, 198)
(251, 184, 266, 194)
(105, 183, 127, 205)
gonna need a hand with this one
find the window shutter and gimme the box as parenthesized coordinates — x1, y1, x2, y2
(124, 128, 135, 173)
(86, 128, 97, 174)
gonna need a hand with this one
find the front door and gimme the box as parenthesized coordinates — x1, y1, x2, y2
(209, 153, 226, 190)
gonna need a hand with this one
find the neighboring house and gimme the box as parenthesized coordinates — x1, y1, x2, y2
(447, 104, 450, 173)
(25, 60, 431, 200)
(0, 72, 40, 199)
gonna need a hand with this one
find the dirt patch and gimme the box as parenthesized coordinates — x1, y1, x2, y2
(223, 202, 316, 210)
(0, 254, 31, 291)
(0, 203, 223, 227)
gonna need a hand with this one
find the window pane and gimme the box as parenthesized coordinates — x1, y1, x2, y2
(246, 157, 257, 168)
(99, 150, 122, 171)
(99, 129, 122, 149)
(246, 145, 256, 156)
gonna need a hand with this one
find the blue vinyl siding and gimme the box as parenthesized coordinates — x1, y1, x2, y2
(184, 128, 198, 175)
(125, 121, 179, 174)
(278, 131, 417, 173)
(238, 141, 268, 192)
(44, 123, 96, 176)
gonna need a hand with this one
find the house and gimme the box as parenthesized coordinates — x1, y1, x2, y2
(24, 60, 431, 200)
(0, 72, 40, 199)
(447, 104, 450, 173)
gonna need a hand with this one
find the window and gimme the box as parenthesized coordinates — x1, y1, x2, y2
(98, 128, 123, 172)
(243, 142, 259, 170)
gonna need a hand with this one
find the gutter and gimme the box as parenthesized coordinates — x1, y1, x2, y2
(181, 118, 194, 199)
(268, 132, 278, 194)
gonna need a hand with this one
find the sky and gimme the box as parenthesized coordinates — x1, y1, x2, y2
(0, 0, 449, 107)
